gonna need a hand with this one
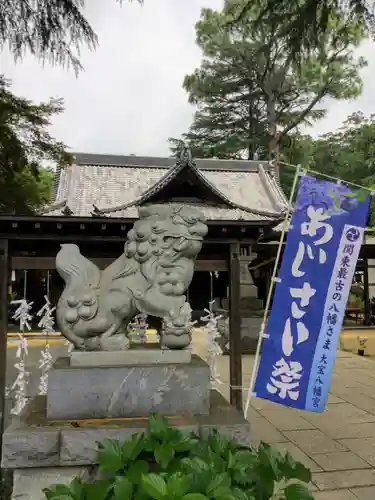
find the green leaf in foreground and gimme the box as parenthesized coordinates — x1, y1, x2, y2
(154, 443, 175, 469)
(42, 485, 74, 500)
(183, 494, 209, 500)
(97, 439, 124, 474)
(69, 477, 85, 499)
(84, 479, 113, 500)
(122, 433, 146, 461)
(141, 473, 167, 500)
(126, 460, 150, 482)
(148, 413, 169, 438)
(284, 483, 314, 500)
(281, 452, 312, 483)
(167, 472, 190, 498)
(113, 477, 134, 500)
(206, 473, 231, 495)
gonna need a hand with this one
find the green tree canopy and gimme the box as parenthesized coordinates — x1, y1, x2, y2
(169, 6, 366, 162)
(312, 111, 375, 186)
(281, 112, 375, 188)
(279, 112, 375, 224)
(1, 0, 143, 73)
(0, 166, 55, 215)
(225, 0, 373, 66)
(280, 112, 375, 226)
(0, 76, 71, 214)
(0, 0, 143, 213)
(0, 0, 144, 214)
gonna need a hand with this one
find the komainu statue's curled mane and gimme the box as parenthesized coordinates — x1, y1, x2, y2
(55, 204, 208, 350)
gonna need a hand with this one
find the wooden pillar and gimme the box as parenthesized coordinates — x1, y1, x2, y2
(0, 239, 9, 470)
(263, 264, 271, 310)
(229, 242, 242, 411)
(363, 256, 371, 325)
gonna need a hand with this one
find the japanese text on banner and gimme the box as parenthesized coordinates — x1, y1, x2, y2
(306, 225, 364, 411)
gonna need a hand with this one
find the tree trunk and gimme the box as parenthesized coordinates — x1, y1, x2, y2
(266, 90, 280, 177)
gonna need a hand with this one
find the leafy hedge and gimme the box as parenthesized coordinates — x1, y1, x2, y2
(44, 414, 314, 500)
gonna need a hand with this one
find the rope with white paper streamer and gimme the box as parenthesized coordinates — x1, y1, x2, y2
(10, 270, 32, 415)
(128, 314, 149, 344)
(199, 302, 254, 391)
(36, 271, 54, 395)
(243, 166, 302, 419)
(200, 301, 223, 385)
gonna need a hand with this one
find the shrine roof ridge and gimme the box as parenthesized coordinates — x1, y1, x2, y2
(71, 152, 271, 172)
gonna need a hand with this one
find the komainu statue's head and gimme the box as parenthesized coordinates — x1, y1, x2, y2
(124, 204, 208, 262)
(123, 204, 208, 296)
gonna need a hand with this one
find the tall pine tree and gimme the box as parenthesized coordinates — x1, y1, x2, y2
(170, 7, 366, 162)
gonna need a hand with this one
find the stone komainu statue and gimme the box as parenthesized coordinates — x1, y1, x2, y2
(55, 204, 208, 350)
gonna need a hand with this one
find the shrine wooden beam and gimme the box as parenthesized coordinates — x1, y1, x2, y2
(0, 239, 9, 475)
(229, 242, 242, 412)
(0, 215, 271, 244)
(2, 232, 258, 245)
(254, 241, 375, 260)
(11, 256, 228, 272)
(0, 214, 277, 227)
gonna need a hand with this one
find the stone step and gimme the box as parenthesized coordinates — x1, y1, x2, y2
(2, 391, 251, 470)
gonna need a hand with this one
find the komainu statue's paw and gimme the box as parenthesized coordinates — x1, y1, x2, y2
(70, 336, 87, 351)
(160, 304, 194, 350)
(99, 334, 130, 351)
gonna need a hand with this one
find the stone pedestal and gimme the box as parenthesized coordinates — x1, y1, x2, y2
(2, 349, 251, 499)
(69, 346, 191, 367)
(2, 391, 251, 499)
(47, 354, 209, 420)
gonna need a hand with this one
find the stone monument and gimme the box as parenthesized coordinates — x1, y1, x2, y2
(2, 202, 251, 499)
(238, 249, 266, 353)
(218, 249, 265, 354)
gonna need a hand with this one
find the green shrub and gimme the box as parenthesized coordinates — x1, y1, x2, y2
(43, 414, 314, 500)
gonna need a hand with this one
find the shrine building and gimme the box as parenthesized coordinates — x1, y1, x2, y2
(0, 151, 287, 409)
(4, 152, 287, 316)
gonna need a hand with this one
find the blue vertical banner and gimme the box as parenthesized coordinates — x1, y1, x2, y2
(254, 175, 371, 413)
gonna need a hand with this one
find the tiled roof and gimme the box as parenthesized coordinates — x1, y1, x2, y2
(97, 202, 273, 222)
(43, 153, 288, 222)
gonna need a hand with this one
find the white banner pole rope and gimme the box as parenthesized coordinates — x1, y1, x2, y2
(277, 160, 373, 192)
(244, 165, 301, 419)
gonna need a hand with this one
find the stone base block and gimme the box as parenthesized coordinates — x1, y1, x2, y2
(2, 391, 251, 470)
(47, 355, 210, 420)
(70, 346, 191, 367)
(220, 316, 264, 355)
(240, 316, 264, 354)
(200, 390, 252, 446)
(11, 467, 91, 500)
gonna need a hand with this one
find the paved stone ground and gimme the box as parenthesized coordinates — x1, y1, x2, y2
(192, 330, 375, 500)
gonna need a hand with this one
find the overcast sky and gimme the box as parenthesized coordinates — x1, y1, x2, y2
(1, 0, 375, 157)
